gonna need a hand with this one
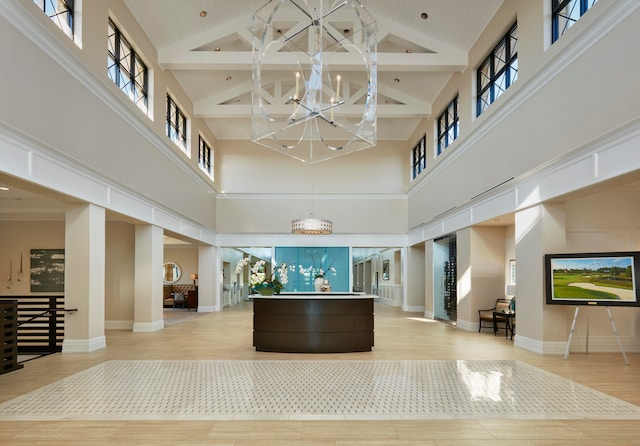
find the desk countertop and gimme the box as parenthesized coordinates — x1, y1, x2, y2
(250, 293, 375, 300)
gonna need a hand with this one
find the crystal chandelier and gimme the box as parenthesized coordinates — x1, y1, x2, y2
(252, 0, 377, 164)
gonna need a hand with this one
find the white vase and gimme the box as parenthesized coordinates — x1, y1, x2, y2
(314, 277, 324, 292)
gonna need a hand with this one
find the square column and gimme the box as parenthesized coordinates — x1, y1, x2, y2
(423, 240, 435, 319)
(197, 245, 219, 312)
(133, 224, 164, 332)
(62, 204, 106, 352)
(515, 203, 566, 353)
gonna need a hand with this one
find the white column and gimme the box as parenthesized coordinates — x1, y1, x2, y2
(62, 204, 106, 353)
(424, 240, 434, 319)
(515, 203, 566, 353)
(198, 245, 219, 312)
(405, 245, 425, 312)
(133, 224, 164, 332)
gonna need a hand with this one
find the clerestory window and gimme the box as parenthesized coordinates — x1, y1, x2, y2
(411, 134, 427, 180)
(198, 135, 213, 178)
(477, 22, 518, 117)
(107, 19, 149, 114)
(552, 0, 599, 43)
(33, 0, 74, 38)
(167, 94, 188, 152)
(437, 95, 459, 156)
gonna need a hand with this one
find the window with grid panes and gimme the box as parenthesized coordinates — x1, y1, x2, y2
(411, 134, 427, 180)
(477, 23, 518, 117)
(198, 135, 213, 178)
(552, 0, 598, 43)
(34, 0, 74, 38)
(167, 95, 188, 151)
(107, 20, 148, 113)
(437, 95, 459, 156)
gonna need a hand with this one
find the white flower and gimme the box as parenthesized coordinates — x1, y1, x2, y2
(236, 258, 294, 288)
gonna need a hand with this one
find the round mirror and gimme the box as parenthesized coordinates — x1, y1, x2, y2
(163, 261, 182, 284)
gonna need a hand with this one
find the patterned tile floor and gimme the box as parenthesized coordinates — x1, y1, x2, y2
(1, 360, 639, 421)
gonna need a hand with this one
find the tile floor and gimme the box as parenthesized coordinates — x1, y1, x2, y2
(1, 359, 639, 421)
(2, 303, 640, 444)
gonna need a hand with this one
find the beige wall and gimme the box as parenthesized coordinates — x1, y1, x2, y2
(407, 1, 640, 229)
(163, 246, 199, 288)
(455, 227, 506, 329)
(1, 1, 218, 234)
(559, 186, 640, 351)
(0, 221, 65, 297)
(216, 139, 408, 234)
(406, 245, 425, 310)
(105, 222, 135, 323)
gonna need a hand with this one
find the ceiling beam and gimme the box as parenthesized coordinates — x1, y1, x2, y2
(158, 50, 467, 72)
(193, 103, 430, 119)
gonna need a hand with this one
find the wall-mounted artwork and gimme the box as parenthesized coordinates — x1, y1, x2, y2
(382, 260, 390, 280)
(30, 249, 65, 292)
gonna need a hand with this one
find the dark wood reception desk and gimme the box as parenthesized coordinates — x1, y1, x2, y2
(252, 294, 375, 353)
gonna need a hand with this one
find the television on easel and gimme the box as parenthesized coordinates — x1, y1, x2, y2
(544, 251, 640, 307)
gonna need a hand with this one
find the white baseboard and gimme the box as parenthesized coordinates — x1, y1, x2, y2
(514, 335, 640, 355)
(404, 305, 425, 313)
(62, 336, 106, 353)
(197, 305, 216, 312)
(133, 320, 164, 332)
(455, 319, 476, 332)
(105, 320, 133, 330)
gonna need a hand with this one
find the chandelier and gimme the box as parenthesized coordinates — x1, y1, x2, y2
(292, 213, 333, 234)
(252, 0, 377, 164)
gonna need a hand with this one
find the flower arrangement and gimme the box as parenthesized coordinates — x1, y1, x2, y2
(235, 258, 294, 295)
(298, 255, 336, 279)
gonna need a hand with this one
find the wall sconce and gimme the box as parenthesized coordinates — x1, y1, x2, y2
(190, 273, 198, 289)
(17, 252, 23, 283)
(6, 259, 11, 289)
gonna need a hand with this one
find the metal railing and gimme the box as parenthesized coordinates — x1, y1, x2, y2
(0, 296, 76, 354)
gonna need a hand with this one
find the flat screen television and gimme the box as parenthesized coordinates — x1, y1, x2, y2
(544, 251, 640, 306)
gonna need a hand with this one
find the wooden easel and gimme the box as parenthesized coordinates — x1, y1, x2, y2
(564, 306, 629, 366)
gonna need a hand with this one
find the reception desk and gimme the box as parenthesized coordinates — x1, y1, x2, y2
(252, 293, 374, 353)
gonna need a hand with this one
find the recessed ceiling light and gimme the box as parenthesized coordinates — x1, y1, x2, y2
(214, 47, 221, 52)
(421, 12, 428, 20)
(0, 186, 10, 191)
(406, 49, 413, 53)
(199, 10, 207, 18)
(394, 78, 400, 83)
(225, 76, 232, 81)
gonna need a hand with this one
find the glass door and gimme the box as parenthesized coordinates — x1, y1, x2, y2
(433, 235, 457, 322)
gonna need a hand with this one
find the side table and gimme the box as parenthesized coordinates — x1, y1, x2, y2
(493, 309, 515, 340)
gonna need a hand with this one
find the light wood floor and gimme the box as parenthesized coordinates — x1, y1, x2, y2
(1, 302, 639, 445)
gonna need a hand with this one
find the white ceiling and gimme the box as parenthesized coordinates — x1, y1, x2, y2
(122, 0, 505, 141)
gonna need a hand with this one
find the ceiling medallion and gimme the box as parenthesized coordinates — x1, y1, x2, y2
(251, 0, 377, 164)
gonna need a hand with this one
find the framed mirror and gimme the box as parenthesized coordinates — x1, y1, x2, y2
(163, 261, 182, 284)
